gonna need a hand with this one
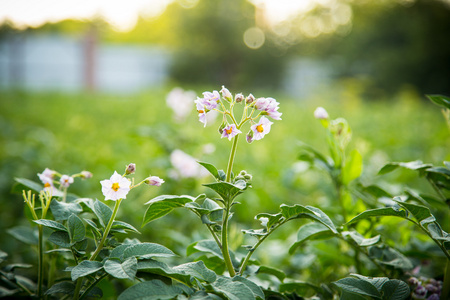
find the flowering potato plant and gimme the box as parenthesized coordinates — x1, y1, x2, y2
(2, 89, 449, 300)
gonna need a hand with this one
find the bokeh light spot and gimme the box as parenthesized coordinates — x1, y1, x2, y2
(243, 27, 265, 49)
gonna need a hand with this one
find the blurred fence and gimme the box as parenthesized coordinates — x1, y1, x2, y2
(0, 33, 170, 93)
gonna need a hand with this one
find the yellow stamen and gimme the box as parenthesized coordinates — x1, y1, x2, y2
(198, 110, 204, 113)
(226, 127, 233, 135)
(256, 124, 264, 133)
(111, 182, 120, 191)
(44, 182, 51, 188)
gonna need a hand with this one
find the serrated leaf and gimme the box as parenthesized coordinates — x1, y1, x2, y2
(71, 260, 103, 281)
(333, 277, 381, 298)
(6, 226, 38, 245)
(346, 207, 408, 225)
(256, 266, 286, 282)
(342, 149, 362, 185)
(93, 200, 113, 228)
(50, 199, 83, 221)
(143, 195, 195, 226)
(123, 243, 176, 259)
(290, 222, 334, 254)
(68, 214, 85, 243)
(381, 279, 410, 300)
(104, 257, 138, 280)
(198, 161, 220, 180)
(118, 279, 185, 300)
(33, 219, 67, 232)
(209, 276, 255, 300)
(48, 231, 71, 247)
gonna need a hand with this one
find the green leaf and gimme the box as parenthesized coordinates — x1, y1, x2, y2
(426, 166, 450, 179)
(84, 219, 101, 237)
(110, 244, 131, 259)
(68, 214, 85, 243)
(393, 201, 433, 224)
(255, 213, 283, 229)
(12, 177, 43, 193)
(381, 279, 410, 300)
(232, 276, 264, 299)
(342, 149, 363, 185)
(342, 231, 381, 247)
(123, 242, 176, 259)
(118, 279, 185, 300)
(137, 260, 193, 286)
(350, 274, 389, 290)
(280, 204, 337, 234)
(93, 199, 113, 228)
(209, 276, 255, 300)
(71, 260, 104, 281)
(50, 199, 83, 221)
(279, 281, 320, 298)
(112, 221, 140, 234)
(6, 226, 38, 245)
(346, 207, 408, 225)
(333, 277, 381, 298)
(143, 195, 195, 226)
(173, 261, 217, 283)
(33, 219, 67, 232)
(198, 161, 220, 180)
(203, 181, 246, 202)
(48, 231, 71, 247)
(298, 142, 332, 172)
(378, 161, 432, 175)
(289, 222, 334, 254)
(256, 266, 286, 282)
(426, 94, 450, 110)
(104, 257, 138, 280)
(45, 282, 76, 296)
(187, 240, 223, 259)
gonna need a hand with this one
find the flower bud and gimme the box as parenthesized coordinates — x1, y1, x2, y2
(314, 107, 329, 120)
(81, 171, 93, 179)
(246, 130, 254, 144)
(144, 176, 165, 186)
(235, 93, 244, 103)
(246, 94, 255, 104)
(125, 163, 136, 175)
(218, 122, 226, 134)
(221, 85, 232, 102)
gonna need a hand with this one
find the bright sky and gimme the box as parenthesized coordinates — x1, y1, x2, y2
(0, 0, 323, 31)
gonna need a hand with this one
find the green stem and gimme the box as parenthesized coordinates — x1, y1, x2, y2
(221, 206, 236, 277)
(79, 273, 108, 300)
(239, 221, 285, 275)
(37, 225, 44, 299)
(73, 199, 122, 300)
(226, 136, 239, 182)
(441, 259, 450, 300)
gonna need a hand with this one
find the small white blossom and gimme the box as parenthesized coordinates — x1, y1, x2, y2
(314, 107, 329, 120)
(100, 171, 131, 201)
(60, 175, 74, 188)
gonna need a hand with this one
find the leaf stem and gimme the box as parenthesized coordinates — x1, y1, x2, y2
(226, 136, 239, 183)
(221, 206, 236, 277)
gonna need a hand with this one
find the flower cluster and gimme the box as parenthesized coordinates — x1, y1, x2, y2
(37, 168, 92, 195)
(408, 277, 443, 300)
(195, 85, 281, 143)
(100, 163, 164, 201)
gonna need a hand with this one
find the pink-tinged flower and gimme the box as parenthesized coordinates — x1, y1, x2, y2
(267, 108, 282, 120)
(251, 116, 273, 141)
(60, 175, 74, 188)
(195, 96, 218, 127)
(38, 172, 55, 193)
(202, 90, 220, 103)
(38, 168, 56, 181)
(246, 131, 254, 144)
(314, 107, 329, 120)
(125, 163, 136, 175)
(145, 176, 165, 186)
(255, 97, 270, 111)
(100, 171, 131, 201)
(221, 124, 241, 141)
(220, 85, 232, 101)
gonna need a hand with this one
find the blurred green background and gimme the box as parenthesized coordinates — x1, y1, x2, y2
(1, 0, 450, 287)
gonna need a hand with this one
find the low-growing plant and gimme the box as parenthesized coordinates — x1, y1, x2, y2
(2, 89, 449, 300)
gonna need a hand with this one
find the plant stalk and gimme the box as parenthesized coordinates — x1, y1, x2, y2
(441, 259, 450, 300)
(226, 136, 239, 182)
(37, 224, 44, 298)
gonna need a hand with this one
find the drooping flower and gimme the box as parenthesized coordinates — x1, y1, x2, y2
(144, 176, 165, 186)
(195, 96, 219, 127)
(314, 107, 329, 120)
(235, 93, 244, 103)
(251, 116, 273, 141)
(100, 171, 131, 201)
(255, 97, 270, 111)
(60, 175, 74, 188)
(221, 124, 242, 141)
(202, 90, 220, 103)
(220, 85, 232, 101)
(255, 97, 282, 120)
